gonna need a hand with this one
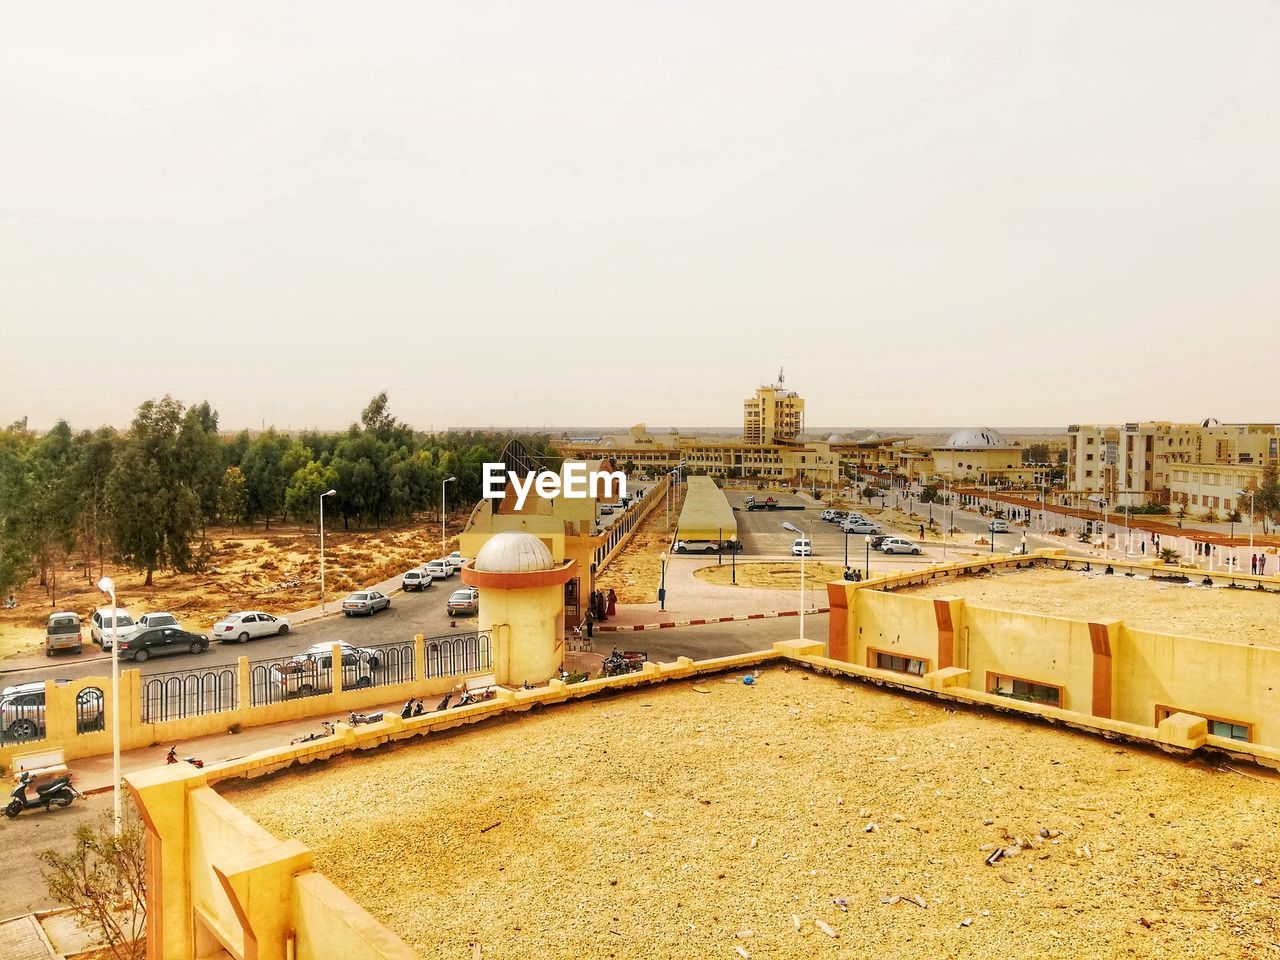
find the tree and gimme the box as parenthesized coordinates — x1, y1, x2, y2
(1257, 464, 1280, 524)
(73, 427, 118, 580)
(284, 461, 339, 524)
(41, 804, 146, 960)
(177, 402, 223, 534)
(28, 421, 82, 603)
(240, 430, 299, 529)
(919, 483, 941, 504)
(109, 397, 203, 586)
(218, 466, 249, 529)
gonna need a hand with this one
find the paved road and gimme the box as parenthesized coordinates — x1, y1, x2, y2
(1, 581, 478, 685)
(0, 792, 113, 920)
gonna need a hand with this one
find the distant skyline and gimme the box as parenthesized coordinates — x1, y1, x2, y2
(3, 2, 1278, 432)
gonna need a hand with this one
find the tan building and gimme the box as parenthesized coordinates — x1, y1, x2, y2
(743, 383, 804, 445)
(1069, 419, 1280, 514)
(925, 428, 1034, 486)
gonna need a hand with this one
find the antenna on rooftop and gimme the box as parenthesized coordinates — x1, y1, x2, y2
(778, 366, 785, 386)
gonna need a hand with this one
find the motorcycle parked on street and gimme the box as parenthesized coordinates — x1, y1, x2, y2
(5, 771, 81, 818)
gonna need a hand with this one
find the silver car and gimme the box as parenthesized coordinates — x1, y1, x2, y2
(213, 611, 291, 643)
(342, 591, 391, 617)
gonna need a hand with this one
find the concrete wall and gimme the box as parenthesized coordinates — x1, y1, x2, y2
(825, 550, 1280, 749)
(0, 636, 487, 770)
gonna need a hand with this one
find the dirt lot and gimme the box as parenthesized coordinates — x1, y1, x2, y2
(695, 561, 849, 591)
(0, 511, 469, 660)
(605, 484, 685, 604)
(898, 566, 1280, 649)
(228, 668, 1280, 959)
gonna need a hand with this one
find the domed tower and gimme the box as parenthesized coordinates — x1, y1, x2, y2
(462, 532, 578, 687)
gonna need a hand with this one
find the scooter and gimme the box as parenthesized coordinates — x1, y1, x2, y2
(165, 746, 205, 768)
(5, 771, 81, 818)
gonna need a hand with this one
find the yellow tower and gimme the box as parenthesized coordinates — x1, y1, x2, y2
(462, 531, 577, 687)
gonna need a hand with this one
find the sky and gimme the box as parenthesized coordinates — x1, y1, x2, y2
(2, 1, 1278, 433)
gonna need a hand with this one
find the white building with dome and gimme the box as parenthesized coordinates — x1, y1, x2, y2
(928, 426, 1033, 486)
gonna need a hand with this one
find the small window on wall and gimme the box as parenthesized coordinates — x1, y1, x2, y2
(873, 651, 927, 676)
(989, 674, 1061, 707)
(1156, 706, 1251, 743)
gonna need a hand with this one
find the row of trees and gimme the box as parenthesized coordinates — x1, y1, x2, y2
(0, 394, 560, 597)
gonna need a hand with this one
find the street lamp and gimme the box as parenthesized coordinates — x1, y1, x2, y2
(319, 489, 336, 612)
(1238, 489, 1256, 551)
(441, 476, 457, 557)
(864, 534, 872, 578)
(96, 576, 121, 836)
(659, 551, 669, 611)
(782, 521, 807, 639)
(1021, 532, 1027, 556)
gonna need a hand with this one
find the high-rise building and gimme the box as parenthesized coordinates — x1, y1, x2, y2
(743, 383, 804, 445)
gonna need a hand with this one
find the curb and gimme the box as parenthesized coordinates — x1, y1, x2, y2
(597, 607, 831, 632)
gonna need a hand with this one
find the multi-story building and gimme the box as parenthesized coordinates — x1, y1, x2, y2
(1068, 419, 1280, 515)
(743, 383, 804, 445)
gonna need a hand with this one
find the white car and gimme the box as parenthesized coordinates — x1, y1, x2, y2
(138, 612, 180, 630)
(423, 559, 452, 580)
(989, 519, 1010, 533)
(821, 509, 836, 521)
(792, 538, 813, 557)
(90, 607, 138, 650)
(841, 520, 882, 534)
(401, 569, 433, 592)
(213, 611, 291, 643)
(880, 537, 921, 556)
(444, 551, 468, 573)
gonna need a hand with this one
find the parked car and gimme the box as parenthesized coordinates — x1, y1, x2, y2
(599, 504, 614, 516)
(0, 682, 103, 742)
(213, 611, 291, 643)
(880, 537, 921, 555)
(117, 626, 210, 662)
(820, 509, 836, 522)
(271, 655, 373, 698)
(792, 538, 813, 557)
(138, 612, 180, 630)
(44, 612, 83, 657)
(90, 607, 138, 650)
(342, 590, 391, 617)
(446, 587, 480, 616)
(423, 559, 453, 580)
(402, 569, 433, 592)
(869, 534, 893, 550)
(674, 539, 741, 554)
(989, 519, 1010, 533)
(295, 641, 382, 670)
(842, 520, 882, 535)
(444, 551, 468, 573)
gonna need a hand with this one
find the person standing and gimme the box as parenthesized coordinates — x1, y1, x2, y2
(1251, 553, 1258, 575)
(1261, 553, 1268, 575)
(606, 588, 617, 618)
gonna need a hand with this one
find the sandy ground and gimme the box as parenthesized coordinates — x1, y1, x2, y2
(606, 485, 686, 604)
(228, 669, 1280, 960)
(899, 566, 1280, 649)
(695, 561, 849, 591)
(0, 512, 469, 660)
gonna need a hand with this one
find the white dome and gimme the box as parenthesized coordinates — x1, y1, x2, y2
(473, 532, 556, 573)
(863, 431, 881, 442)
(1200, 418, 1220, 428)
(944, 427, 1011, 449)
(826, 433, 844, 443)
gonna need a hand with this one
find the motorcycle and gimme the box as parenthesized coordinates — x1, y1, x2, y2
(601, 646, 647, 678)
(165, 746, 205, 768)
(5, 771, 81, 818)
(291, 721, 337, 744)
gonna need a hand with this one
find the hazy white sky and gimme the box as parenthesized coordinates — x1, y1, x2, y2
(2, 2, 1277, 432)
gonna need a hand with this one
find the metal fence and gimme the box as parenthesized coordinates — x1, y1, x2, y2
(77, 686, 105, 733)
(361, 640, 415, 688)
(142, 667, 238, 723)
(424, 632, 491, 679)
(0, 693, 46, 746)
(249, 653, 333, 707)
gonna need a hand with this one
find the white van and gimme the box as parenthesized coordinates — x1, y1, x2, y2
(90, 607, 138, 650)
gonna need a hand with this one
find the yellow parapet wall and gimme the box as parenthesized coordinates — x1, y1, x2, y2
(127, 637, 1280, 960)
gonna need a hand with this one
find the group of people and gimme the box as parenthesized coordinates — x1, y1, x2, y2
(399, 698, 428, 718)
(580, 587, 617, 638)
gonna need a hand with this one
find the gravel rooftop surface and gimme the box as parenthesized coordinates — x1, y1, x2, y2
(227, 669, 1280, 959)
(899, 566, 1280, 649)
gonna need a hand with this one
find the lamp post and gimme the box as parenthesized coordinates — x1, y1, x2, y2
(1021, 532, 1027, 556)
(319, 489, 336, 612)
(864, 534, 872, 578)
(96, 576, 121, 836)
(441, 476, 457, 558)
(1239, 489, 1256, 551)
(659, 551, 669, 611)
(843, 524, 850, 572)
(782, 521, 806, 639)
